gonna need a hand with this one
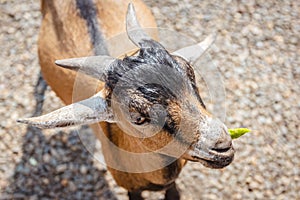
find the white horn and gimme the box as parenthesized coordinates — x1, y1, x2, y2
(17, 90, 114, 129)
(126, 3, 151, 47)
(173, 34, 216, 63)
(55, 56, 116, 81)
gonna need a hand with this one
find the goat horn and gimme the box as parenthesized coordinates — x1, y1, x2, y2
(126, 3, 151, 47)
(173, 34, 216, 63)
(55, 56, 116, 81)
(17, 91, 114, 129)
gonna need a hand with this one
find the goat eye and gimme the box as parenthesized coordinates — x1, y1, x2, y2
(130, 112, 147, 125)
(134, 116, 146, 125)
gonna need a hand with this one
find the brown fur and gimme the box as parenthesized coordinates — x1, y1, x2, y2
(39, 0, 156, 105)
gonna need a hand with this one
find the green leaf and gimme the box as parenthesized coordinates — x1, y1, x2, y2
(228, 128, 251, 139)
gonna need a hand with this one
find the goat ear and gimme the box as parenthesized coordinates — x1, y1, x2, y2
(126, 3, 152, 47)
(17, 91, 115, 129)
(55, 56, 116, 81)
(172, 34, 216, 64)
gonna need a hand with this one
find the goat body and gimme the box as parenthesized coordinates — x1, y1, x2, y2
(39, 0, 182, 194)
(19, 1, 235, 199)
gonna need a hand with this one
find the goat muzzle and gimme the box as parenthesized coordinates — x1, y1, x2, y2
(183, 118, 235, 168)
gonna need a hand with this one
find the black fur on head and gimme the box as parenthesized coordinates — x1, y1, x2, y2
(104, 39, 205, 132)
(106, 40, 203, 100)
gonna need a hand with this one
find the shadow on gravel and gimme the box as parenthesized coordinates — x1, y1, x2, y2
(6, 126, 117, 200)
(4, 74, 118, 199)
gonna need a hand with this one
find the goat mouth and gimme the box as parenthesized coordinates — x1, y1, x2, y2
(183, 147, 235, 169)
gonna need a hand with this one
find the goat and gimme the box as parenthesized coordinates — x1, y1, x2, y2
(18, 1, 234, 199)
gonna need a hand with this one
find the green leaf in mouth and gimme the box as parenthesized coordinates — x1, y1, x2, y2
(228, 128, 251, 139)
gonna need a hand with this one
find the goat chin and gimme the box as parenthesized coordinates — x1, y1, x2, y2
(183, 146, 235, 169)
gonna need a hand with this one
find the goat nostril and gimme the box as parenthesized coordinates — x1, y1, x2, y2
(213, 137, 232, 152)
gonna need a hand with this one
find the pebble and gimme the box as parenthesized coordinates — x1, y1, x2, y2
(42, 178, 49, 185)
(80, 165, 88, 175)
(60, 178, 69, 187)
(68, 181, 77, 192)
(274, 114, 283, 122)
(42, 153, 51, 163)
(56, 164, 67, 173)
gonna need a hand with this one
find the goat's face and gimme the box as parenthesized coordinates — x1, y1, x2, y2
(18, 3, 234, 169)
(104, 39, 234, 169)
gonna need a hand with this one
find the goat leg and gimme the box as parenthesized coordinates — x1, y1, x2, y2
(128, 190, 143, 200)
(165, 182, 180, 200)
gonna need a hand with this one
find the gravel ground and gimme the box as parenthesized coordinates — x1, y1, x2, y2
(1, 0, 299, 199)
